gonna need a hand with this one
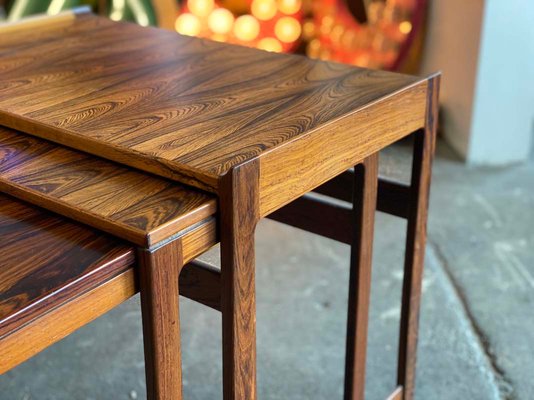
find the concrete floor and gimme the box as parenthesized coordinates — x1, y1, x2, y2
(1, 140, 532, 400)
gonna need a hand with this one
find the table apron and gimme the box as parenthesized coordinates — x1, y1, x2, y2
(257, 80, 428, 217)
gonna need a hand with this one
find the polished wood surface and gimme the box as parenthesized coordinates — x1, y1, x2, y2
(344, 155, 378, 400)
(0, 127, 220, 385)
(139, 239, 184, 400)
(0, 14, 439, 399)
(0, 193, 135, 339)
(0, 269, 136, 374)
(0, 13, 426, 203)
(0, 191, 220, 375)
(181, 216, 218, 263)
(220, 161, 260, 400)
(0, 127, 216, 247)
(397, 74, 440, 400)
(258, 81, 426, 216)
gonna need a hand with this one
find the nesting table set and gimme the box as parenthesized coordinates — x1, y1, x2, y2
(0, 9, 440, 400)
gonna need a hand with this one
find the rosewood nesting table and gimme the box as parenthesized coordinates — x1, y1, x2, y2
(0, 174, 220, 385)
(0, 10, 440, 400)
(0, 192, 136, 374)
(0, 127, 220, 398)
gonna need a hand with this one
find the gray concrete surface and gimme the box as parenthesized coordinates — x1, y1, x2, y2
(1, 140, 532, 400)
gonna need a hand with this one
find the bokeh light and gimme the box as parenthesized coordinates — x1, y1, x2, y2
(277, 0, 301, 15)
(251, 0, 278, 21)
(257, 37, 283, 52)
(399, 21, 412, 34)
(234, 14, 260, 42)
(188, 0, 215, 18)
(274, 16, 301, 43)
(208, 8, 235, 34)
(175, 13, 202, 36)
(172, 0, 420, 72)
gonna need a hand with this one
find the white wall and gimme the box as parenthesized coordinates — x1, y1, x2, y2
(420, 0, 534, 165)
(420, 0, 485, 159)
(469, 0, 534, 165)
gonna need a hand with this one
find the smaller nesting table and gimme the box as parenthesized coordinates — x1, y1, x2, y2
(0, 193, 136, 373)
(0, 127, 219, 398)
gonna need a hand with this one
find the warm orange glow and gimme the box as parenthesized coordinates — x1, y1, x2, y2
(257, 37, 283, 52)
(331, 24, 344, 44)
(302, 20, 315, 40)
(319, 48, 331, 61)
(274, 16, 301, 43)
(399, 21, 412, 34)
(277, 0, 301, 15)
(352, 52, 371, 68)
(320, 15, 334, 35)
(251, 0, 278, 21)
(208, 8, 234, 34)
(175, 13, 202, 36)
(234, 15, 260, 41)
(211, 33, 227, 42)
(307, 38, 321, 58)
(188, 0, 215, 18)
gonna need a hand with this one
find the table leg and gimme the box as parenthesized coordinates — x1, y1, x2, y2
(344, 153, 379, 400)
(220, 160, 260, 400)
(397, 75, 440, 399)
(139, 239, 184, 400)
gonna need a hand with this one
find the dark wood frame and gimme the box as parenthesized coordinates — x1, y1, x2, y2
(0, 12, 440, 399)
(1, 119, 438, 400)
(270, 76, 439, 400)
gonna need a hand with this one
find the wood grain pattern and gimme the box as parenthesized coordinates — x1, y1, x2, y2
(220, 160, 260, 400)
(0, 192, 219, 386)
(258, 81, 427, 216)
(181, 217, 218, 263)
(344, 155, 378, 400)
(139, 239, 184, 400)
(397, 74, 440, 400)
(0, 268, 137, 374)
(0, 193, 135, 339)
(0, 227, 219, 376)
(0, 127, 216, 247)
(0, 16, 437, 399)
(0, 14, 425, 197)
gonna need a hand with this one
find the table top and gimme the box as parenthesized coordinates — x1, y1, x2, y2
(0, 13, 428, 204)
(0, 127, 216, 247)
(0, 192, 134, 338)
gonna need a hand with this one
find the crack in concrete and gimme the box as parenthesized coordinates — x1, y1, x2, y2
(427, 239, 516, 400)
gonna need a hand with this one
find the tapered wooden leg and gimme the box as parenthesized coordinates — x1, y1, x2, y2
(344, 153, 379, 400)
(397, 75, 440, 400)
(139, 239, 184, 400)
(220, 160, 260, 400)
